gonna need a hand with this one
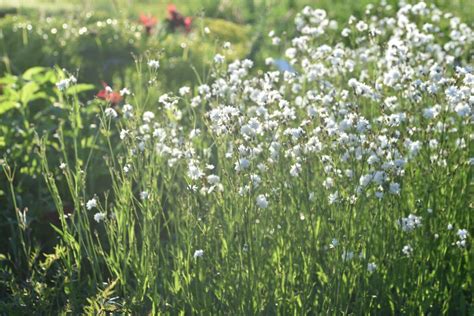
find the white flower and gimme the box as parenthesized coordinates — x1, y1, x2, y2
(356, 21, 368, 31)
(179, 86, 191, 96)
(372, 171, 385, 185)
(120, 88, 131, 96)
(119, 129, 129, 140)
(214, 54, 225, 64)
(250, 174, 261, 187)
(328, 191, 339, 204)
(105, 107, 118, 118)
(159, 94, 172, 106)
(402, 244, 413, 257)
(256, 194, 268, 209)
(188, 163, 203, 180)
(399, 214, 422, 232)
(389, 182, 400, 195)
(290, 163, 301, 177)
(148, 59, 160, 69)
(193, 249, 204, 259)
(198, 84, 210, 96)
(457, 229, 469, 240)
(140, 191, 149, 201)
(123, 164, 131, 173)
(86, 198, 97, 210)
(143, 111, 155, 123)
(123, 104, 133, 118)
(342, 251, 354, 261)
(56, 79, 69, 91)
(359, 174, 373, 187)
(423, 106, 439, 119)
(454, 103, 470, 117)
(68, 75, 77, 84)
(285, 47, 297, 59)
(94, 212, 106, 223)
(445, 86, 459, 100)
(188, 129, 200, 139)
(407, 140, 422, 157)
(191, 96, 201, 108)
(367, 154, 379, 165)
(56, 76, 76, 91)
(59, 162, 67, 170)
(367, 262, 377, 273)
(235, 158, 250, 172)
(207, 174, 220, 185)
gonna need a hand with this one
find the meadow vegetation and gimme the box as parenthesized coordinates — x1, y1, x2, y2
(0, 0, 472, 314)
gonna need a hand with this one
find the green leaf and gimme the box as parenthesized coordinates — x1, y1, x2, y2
(28, 91, 50, 102)
(3, 88, 19, 102)
(0, 100, 19, 115)
(66, 84, 95, 95)
(0, 74, 17, 85)
(316, 265, 328, 284)
(22, 66, 46, 81)
(296, 296, 302, 308)
(20, 81, 39, 105)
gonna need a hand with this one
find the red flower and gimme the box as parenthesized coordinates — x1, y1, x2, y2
(97, 82, 122, 105)
(184, 16, 192, 32)
(139, 13, 158, 35)
(167, 3, 192, 33)
(167, 4, 177, 18)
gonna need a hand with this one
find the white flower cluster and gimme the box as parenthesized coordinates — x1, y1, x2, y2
(456, 229, 469, 248)
(110, 2, 471, 259)
(399, 214, 422, 232)
(148, 59, 160, 69)
(56, 75, 77, 91)
(86, 198, 97, 210)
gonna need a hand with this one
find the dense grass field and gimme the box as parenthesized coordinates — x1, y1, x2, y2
(0, 0, 473, 314)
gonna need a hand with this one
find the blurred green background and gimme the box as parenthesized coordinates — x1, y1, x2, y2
(0, 0, 472, 20)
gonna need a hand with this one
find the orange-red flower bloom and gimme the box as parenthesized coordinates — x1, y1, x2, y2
(139, 13, 158, 34)
(167, 3, 192, 33)
(97, 82, 122, 105)
(184, 16, 192, 32)
(167, 4, 177, 18)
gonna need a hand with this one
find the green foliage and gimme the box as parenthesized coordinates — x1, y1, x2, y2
(0, 66, 100, 260)
(0, 67, 59, 190)
(0, 0, 473, 314)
